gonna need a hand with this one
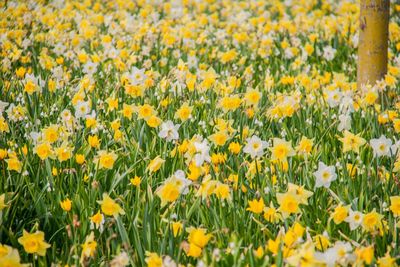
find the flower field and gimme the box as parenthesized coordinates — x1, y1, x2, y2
(1, 0, 400, 266)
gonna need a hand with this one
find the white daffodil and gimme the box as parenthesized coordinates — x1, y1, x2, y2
(193, 139, 211, 166)
(243, 135, 268, 159)
(370, 135, 392, 157)
(313, 162, 337, 188)
(344, 209, 363, 230)
(158, 120, 180, 142)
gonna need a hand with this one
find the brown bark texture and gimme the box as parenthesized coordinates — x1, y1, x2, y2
(357, 0, 390, 89)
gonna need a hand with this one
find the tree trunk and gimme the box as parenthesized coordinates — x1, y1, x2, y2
(357, 0, 390, 89)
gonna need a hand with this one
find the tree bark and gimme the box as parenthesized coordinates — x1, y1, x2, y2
(357, 0, 390, 89)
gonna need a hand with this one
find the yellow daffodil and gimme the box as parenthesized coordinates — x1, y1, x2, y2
(97, 193, 125, 217)
(18, 230, 50, 256)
